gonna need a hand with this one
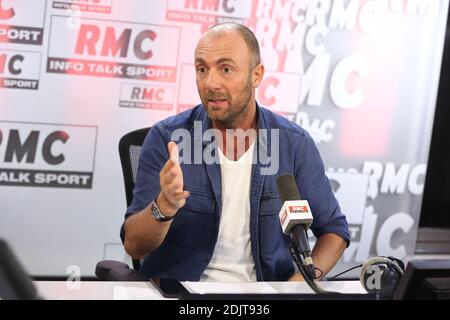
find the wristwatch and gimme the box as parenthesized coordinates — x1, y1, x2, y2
(150, 200, 176, 222)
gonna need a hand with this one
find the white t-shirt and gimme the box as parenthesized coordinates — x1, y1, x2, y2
(200, 142, 257, 282)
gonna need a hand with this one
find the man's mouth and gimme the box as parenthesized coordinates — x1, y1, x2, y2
(207, 99, 227, 107)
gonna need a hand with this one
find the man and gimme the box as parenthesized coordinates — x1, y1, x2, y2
(121, 23, 349, 282)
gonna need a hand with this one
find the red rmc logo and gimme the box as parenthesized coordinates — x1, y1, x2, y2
(289, 205, 309, 213)
(0, 0, 15, 20)
(75, 25, 156, 60)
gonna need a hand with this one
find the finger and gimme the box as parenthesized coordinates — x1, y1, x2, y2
(161, 191, 188, 209)
(163, 188, 188, 202)
(172, 190, 190, 200)
(162, 167, 182, 185)
(160, 158, 175, 177)
(171, 196, 188, 208)
(164, 181, 184, 196)
(168, 141, 179, 165)
(162, 170, 175, 185)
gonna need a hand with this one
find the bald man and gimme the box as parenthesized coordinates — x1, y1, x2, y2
(121, 23, 349, 282)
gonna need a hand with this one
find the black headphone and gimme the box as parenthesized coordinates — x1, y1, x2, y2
(359, 256, 405, 299)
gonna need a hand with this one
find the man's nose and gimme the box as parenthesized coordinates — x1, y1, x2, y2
(204, 70, 222, 90)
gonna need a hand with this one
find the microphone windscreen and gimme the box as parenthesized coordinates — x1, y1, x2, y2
(276, 174, 301, 203)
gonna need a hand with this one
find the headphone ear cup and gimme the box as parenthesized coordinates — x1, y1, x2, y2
(360, 257, 390, 294)
(387, 256, 405, 274)
(379, 262, 402, 298)
(378, 257, 404, 299)
(360, 257, 404, 298)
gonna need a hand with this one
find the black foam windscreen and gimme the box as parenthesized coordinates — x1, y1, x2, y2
(276, 174, 301, 203)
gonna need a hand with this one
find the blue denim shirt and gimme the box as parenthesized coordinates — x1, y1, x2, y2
(121, 103, 349, 281)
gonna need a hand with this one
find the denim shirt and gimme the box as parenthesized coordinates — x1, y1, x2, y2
(121, 103, 349, 281)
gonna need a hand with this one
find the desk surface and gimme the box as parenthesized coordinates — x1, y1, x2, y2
(35, 280, 367, 300)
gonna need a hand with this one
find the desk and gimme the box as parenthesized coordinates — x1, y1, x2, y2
(35, 280, 367, 300)
(35, 281, 166, 300)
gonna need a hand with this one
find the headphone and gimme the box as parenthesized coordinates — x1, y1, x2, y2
(359, 256, 405, 299)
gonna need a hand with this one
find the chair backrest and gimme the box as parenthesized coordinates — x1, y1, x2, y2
(118, 127, 151, 270)
(0, 239, 39, 300)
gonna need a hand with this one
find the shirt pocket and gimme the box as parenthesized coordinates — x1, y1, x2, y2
(259, 193, 282, 253)
(260, 193, 281, 215)
(166, 191, 216, 250)
(182, 188, 215, 214)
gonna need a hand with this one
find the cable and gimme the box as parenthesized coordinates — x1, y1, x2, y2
(326, 264, 363, 280)
(314, 267, 324, 280)
(288, 243, 341, 295)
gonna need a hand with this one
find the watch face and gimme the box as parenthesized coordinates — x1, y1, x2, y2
(151, 201, 175, 222)
(151, 202, 164, 220)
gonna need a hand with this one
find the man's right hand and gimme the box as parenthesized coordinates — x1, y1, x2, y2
(157, 141, 190, 217)
(124, 142, 189, 258)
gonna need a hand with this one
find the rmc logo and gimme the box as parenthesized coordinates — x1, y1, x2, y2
(0, 0, 46, 45)
(256, 71, 302, 114)
(47, 16, 180, 81)
(289, 205, 309, 214)
(166, 0, 252, 26)
(0, 49, 41, 90)
(52, 0, 113, 14)
(0, 121, 97, 189)
(0, 0, 14, 20)
(119, 83, 175, 110)
(0, 129, 68, 165)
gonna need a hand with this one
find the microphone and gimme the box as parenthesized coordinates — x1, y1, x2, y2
(276, 174, 316, 280)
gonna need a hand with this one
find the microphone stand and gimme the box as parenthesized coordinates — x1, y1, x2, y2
(288, 240, 341, 295)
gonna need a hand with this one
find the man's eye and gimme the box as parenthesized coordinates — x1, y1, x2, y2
(197, 67, 206, 73)
(223, 67, 232, 73)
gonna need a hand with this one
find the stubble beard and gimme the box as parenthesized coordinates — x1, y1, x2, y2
(202, 74, 253, 127)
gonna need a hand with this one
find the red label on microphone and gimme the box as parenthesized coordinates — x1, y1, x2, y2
(289, 205, 309, 213)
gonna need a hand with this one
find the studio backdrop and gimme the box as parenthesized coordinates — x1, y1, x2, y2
(0, 0, 448, 276)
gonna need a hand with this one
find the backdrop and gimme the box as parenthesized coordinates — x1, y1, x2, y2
(0, 0, 448, 277)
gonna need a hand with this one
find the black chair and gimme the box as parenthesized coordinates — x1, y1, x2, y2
(95, 127, 151, 281)
(0, 239, 40, 300)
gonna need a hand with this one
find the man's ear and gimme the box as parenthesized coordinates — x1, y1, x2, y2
(252, 64, 265, 88)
